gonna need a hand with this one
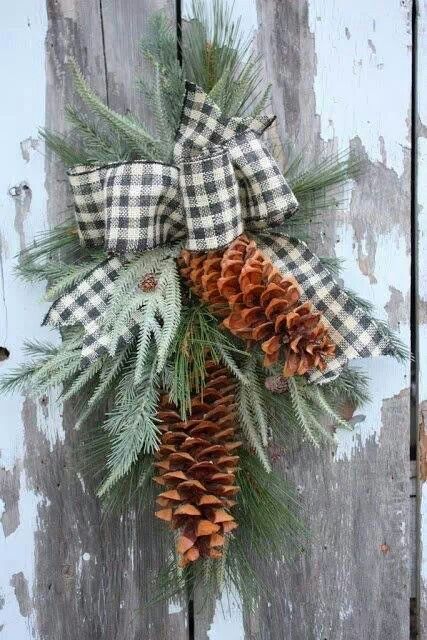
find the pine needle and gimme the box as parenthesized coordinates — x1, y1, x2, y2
(68, 58, 160, 160)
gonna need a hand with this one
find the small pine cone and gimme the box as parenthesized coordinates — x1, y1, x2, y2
(265, 374, 289, 394)
(153, 361, 241, 567)
(139, 273, 158, 292)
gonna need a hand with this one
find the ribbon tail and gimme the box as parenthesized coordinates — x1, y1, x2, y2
(80, 319, 137, 369)
(43, 256, 129, 368)
(257, 233, 395, 383)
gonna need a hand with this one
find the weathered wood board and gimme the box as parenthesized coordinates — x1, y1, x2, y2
(417, 1, 427, 637)
(197, 1, 413, 638)
(0, 1, 419, 639)
(1, 2, 187, 639)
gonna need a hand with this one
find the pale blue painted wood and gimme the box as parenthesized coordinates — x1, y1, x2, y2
(0, 3, 53, 639)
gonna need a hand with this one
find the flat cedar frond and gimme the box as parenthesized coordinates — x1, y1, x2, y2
(99, 350, 160, 495)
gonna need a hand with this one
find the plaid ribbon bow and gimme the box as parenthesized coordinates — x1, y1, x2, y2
(44, 82, 395, 378)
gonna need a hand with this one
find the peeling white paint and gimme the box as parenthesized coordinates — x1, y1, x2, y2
(308, 0, 410, 174)
(0, 3, 48, 638)
(208, 589, 244, 640)
(306, 1, 411, 461)
(335, 224, 409, 459)
(168, 601, 183, 615)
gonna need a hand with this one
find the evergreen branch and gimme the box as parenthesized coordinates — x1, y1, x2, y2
(44, 254, 106, 300)
(322, 366, 370, 408)
(105, 256, 181, 374)
(286, 148, 363, 208)
(183, 0, 266, 116)
(99, 351, 161, 495)
(139, 11, 185, 130)
(305, 385, 352, 431)
(39, 128, 90, 166)
(216, 344, 249, 384)
(288, 377, 323, 446)
(69, 58, 160, 160)
(134, 312, 156, 384)
(87, 346, 132, 409)
(167, 303, 246, 418)
(61, 356, 106, 402)
(75, 345, 134, 428)
(65, 105, 131, 164)
(237, 358, 271, 471)
(154, 259, 182, 372)
(17, 219, 81, 270)
(319, 255, 345, 278)
(0, 331, 83, 396)
(103, 247, 179, 327)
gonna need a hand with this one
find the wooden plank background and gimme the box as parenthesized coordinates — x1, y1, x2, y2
(0, 1, 419, 638)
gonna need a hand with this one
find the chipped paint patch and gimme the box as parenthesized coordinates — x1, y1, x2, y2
(20, 137, 39, 163)
(9, 573, 31, 618)
(208, 589, 244, 640)
(0, 463, 21, 537)
(308, 0, 411, 174)
(168, 602, 183, 615)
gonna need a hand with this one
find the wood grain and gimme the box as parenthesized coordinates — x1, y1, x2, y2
(1, 1, 187, 639)
(198, 1, 413, 638)
(248, 2, 411, 638)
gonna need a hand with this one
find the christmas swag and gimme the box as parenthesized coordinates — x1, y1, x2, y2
(2, 1, 406, 607)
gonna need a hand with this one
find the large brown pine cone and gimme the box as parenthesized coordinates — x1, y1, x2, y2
(153, 361, 240, 567)
(178, 235, 335, 377)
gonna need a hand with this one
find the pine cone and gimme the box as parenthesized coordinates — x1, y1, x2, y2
(178, 235, 336, 378)
(153, 361, 241, 567)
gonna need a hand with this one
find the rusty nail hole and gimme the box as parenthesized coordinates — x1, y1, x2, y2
(0, 347, 10, 362)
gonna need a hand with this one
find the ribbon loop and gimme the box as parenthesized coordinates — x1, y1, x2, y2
(69, 161, 186, 252)
(174, 82, 298, 230)
(103, 162, 184, 253)
(179, 148, 243, 250)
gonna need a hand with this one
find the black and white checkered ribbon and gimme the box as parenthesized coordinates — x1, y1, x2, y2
(44, 82, 396, 377)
